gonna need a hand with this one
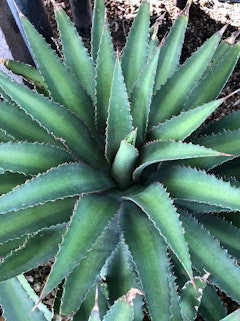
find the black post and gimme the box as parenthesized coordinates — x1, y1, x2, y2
(69, 0, 92, 38)
(7, 0, 55, 48)
(176, 0, 187, 9)
(0, 0, 33, 63)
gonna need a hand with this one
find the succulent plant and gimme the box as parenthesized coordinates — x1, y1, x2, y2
(0, 0, 240, 320)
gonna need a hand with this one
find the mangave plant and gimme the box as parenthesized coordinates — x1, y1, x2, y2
(0, 0, 240, 320)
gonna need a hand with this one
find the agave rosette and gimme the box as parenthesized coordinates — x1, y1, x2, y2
(0, 0, 240, 320)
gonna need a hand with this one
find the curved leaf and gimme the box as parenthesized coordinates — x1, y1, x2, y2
(196, 214, 240, 260)
(149, 27, 224, 125)
(121, 0, 150, 93)
(0, 275, 52, 321)
(168, 269, 183, 321)
(210, 156, 240, 181)
(111, 138, 139, 189)
(181, 212, 240, 304)
(102, 290, 137, 321)
(183, 41, 240, 110)
(201, 109, 240, 135)
(220, 309, 240, 321)
(121, 201, 171, 321)
(0, 163, 114, 214)
(149, 98, 225, 141)
(2, 59, 47, 93)
(0, 224, 66, 282)
(105, 58, 133, 163)
(61, 219, 120, 314)
(0, 100, 59, 146)
(161, 166, 240, 211)
(183, 130, 240, 170)
(55, 6, 95, 101)
(0, 171, 29, 195)
(0, 71, 104, 165)
(0, 142, 73, 175)
(180, 276, 208, 321)
(0, 236, 26, 260)
(134, 140, 225, 180)
(95, 21, 115, 133)
(0, 198, 76, 243)
(153, 2, 189, 91)
(20, 13, 95, 128)
(40, 193, 120, 299)
(124, 183, 193, 280)
(0, 129, 15, 143)
(91, 0, 106, 62)
(130, 47, 160, 145)
(199, 284, 226, 321)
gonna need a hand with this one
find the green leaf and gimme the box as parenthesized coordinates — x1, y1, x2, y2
(0, 236, 26, 260)
(134, 140, 225, 180)
(41, 193, 120, 299)
(183, 41, 240, 110)
(174, 199, 230, 214)
(168, 271, 183, 321)
(121, 0, 150, 93)
(0, 142, 73, 175)
(91, 0, 106, 62)
(199, 284, 226, 321)
(102, 289, 140, 321)
(220, 309, 240, 321)
(149, 98, 225, 141)
(130, 47, 160, 146)
(96, 21, 115, 133)
(181, 212, 240, 303)
(160, 166, 240, 211)
(153, 2, 189, 91)
(183, 130, 240, 170)
(120, 201, 171, 321)
(106, 238, 138, 303)
(105, 238, 144, 321)
(168, 270, 183, 321)
(20, 13, 95, 128)
(61, 219, 120, 314)
(88, 293, 101, 321)
(124, 183, 193, 281)
(0, 163, 114, 214)
(196, 214, 240, 260)
(0, 129, 15, 142)
(210, 156, 240, 181)
(2, 59, 47, 93)
(73, 284, 108, 321)
(147, 21, 160, 59)
(0, 224, 66, 282)
(0, 100, 59, 146)
(0, 275, 52, 321)
(55, 6, 95, 101)
(0, 71, 104, 165)
(180, 276, 208, 321)
(0, 171, 29, 195)
(201, 109, 240, 135)
(149, 27, 224, 125)
(105, 58, 133, 163)
(111, 137, 139, 189)
(0, 198, 76, 243)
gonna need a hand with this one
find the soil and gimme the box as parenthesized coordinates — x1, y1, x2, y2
(1, 0, 240, 320)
